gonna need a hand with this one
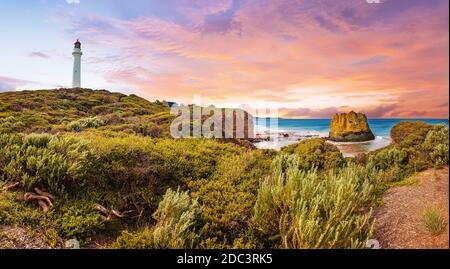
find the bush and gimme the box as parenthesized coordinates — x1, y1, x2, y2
(152, 188, 200, 248)
(67, 117, 104, 132)
(253, 155, 379, 249)
(54, 201, 105, 242)
(281, 138, 345, 171)
(187, 150, 273, 248)
(367, 145, 429, 182)
(24, 133, 52, 148)
(111, 228, 155, 249)
(422, 124, 449, 168)
(429, 144, 449, 168)
(111, 188, 200, 249)
(0, 133, 89, 194)
(367, 146, 409, 171)
(0, 116, 25, 134)
(390, 121, 432, 147)
(0, 191, 43, 226)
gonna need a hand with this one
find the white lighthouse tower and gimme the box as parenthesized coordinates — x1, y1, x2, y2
(72, 39, 82, 88)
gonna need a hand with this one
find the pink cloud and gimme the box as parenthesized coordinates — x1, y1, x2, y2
(64, 0, 448, 118)
(29, 52, 51, 59)
(0, 76, 34, 92)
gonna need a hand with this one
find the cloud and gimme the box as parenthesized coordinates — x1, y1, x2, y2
(282, 107, 344, 118)
(351, 55, 389, 67)
(315, 15, 342, 33)
(66, 0, 80, 4)
(200, 0, 242, 34)
(29, 52, 51, 59)
(0, 76, 33, 92)
(61, 0, 448, 118)
(360, 104, 398, 118)
(280, 103, 400, 118)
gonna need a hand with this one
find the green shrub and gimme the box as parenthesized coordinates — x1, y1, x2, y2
(67, 117, 104, 132)
(187, 150, 273, 248)
(429, 144, 449, 168)
(390, 121, 432, 147)
(111, 228, 155, 249)
(253, 155, 379, 249)
(54, 201, 105, 242)
(367, 146, 409, 171)
(23, 133, 52, 148)
(152, 188, 200, 248)
(0, 133, 89, 194)
(1, 131, 263, 242)
(422, 124, 449, 168)
(0, 116, 25, 134)
(0, 191, 43, 226)
(111, 188, 200, 249)
(366, 146, 428, 182)
(281, 138, 345, 171)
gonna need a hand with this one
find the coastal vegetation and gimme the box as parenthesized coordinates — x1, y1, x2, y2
(420, 206, 446, 235)
(0, 89, 448, 249)
(0, 88, 173, 137)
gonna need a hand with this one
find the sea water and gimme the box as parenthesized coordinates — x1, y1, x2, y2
(253, 118, 449, 157)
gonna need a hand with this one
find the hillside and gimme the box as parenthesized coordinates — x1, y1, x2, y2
(0, 89, 255, 141)
(0, 88, 173, 137)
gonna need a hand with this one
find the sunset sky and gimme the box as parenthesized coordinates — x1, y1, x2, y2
(0, 0, 448, 118)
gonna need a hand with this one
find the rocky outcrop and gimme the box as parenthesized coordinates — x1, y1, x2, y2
(328, 111, 375, 142)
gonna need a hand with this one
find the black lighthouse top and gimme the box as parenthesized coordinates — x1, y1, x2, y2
(74, 39, 81, 49)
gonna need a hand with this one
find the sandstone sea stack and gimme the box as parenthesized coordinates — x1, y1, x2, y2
(328, 111, 375, 142)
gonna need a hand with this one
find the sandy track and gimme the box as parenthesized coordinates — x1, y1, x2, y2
(373, 167, 449, 249)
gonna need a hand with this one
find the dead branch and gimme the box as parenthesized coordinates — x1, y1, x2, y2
(23, 189, 54, 212)
(95, 203, 133, 220)
(1, 182, 20, 191)
(34, 187, 55, 200)
(38, 200, 49, 213)
(95, 204, 109, 215)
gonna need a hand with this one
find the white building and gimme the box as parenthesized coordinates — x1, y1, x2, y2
(72, 39, 82, 88)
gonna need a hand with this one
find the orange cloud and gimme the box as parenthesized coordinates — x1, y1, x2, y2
(70, 0, 449, 118)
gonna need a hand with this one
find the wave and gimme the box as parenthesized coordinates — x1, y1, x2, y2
(253, 124, 391, 154)
(254, 124, 328, 139)
(327, 136, 388, 145)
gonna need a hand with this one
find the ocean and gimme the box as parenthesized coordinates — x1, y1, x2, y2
(253, 118, 449, 157)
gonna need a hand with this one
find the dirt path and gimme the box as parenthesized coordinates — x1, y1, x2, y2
(0, 225, 49, 249)
(373, 167, 449, 249)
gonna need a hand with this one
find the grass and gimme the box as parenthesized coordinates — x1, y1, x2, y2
(388, 176, 419, 188)
(372, 176, 419, 207)
(421, 207, 446, 235)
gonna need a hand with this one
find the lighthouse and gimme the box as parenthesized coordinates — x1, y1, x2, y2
(72, 39, 82, 88)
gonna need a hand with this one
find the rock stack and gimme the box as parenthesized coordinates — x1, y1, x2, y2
(328, 111, 375, 142)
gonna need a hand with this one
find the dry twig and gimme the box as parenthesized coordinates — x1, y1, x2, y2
(95, 203, 133, 220)
(23, 188, 55, 213)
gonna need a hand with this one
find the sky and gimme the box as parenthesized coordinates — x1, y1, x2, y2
(0, 0, 448, 118)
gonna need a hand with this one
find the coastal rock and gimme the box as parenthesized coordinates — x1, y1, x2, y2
(328, 111, 375, 142)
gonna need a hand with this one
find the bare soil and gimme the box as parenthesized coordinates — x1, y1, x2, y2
(0, 225, 49, 249)
(373, 167, 449, 249)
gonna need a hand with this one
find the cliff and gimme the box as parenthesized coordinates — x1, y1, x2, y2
(328, 111, 375, 142)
